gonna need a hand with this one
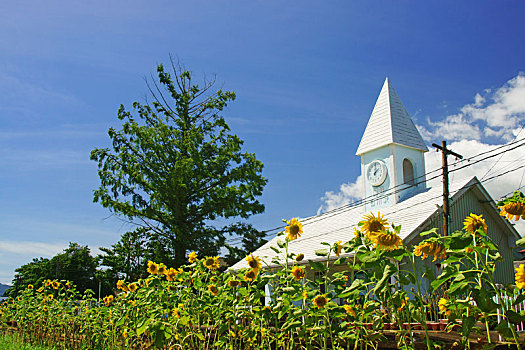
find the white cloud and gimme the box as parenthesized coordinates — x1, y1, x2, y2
(318, 175, 363, 214)
(0, 240, 66, 257)
(418, 73, 525, 143)
(319, 75, 525, 235)
(0, 149, 90, 170)
(0, 240, 106, 285)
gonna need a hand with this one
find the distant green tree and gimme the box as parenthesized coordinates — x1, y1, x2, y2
(49, 243, 98, 293)
(98, 227, 151, 284)
(6, 257, 51, 297)
(91, 60, 267, 267)
(6, 243, 99, 297)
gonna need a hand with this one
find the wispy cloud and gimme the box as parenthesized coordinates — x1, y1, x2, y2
(0, 240, 66, 257)
(0, 72, 82, 110)
(0, 149, 90, 170)
(0, 124, 105, 141)
(0, 240, 105, 285)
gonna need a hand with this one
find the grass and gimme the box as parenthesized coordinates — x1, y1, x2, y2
(0, 332, 56, 350)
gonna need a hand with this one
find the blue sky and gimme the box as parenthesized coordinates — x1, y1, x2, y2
(1, 1, 525, 284)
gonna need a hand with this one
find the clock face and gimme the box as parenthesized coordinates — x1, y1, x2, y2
(367, 160, 387, 186)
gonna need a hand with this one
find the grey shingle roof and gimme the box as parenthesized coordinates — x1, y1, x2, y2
(356, 78, 428, 155)
(231, 178, 472, 270)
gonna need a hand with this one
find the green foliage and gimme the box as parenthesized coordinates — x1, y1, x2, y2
(0, 332, 56, 350)
(91, 60, 267, 266)
(2, 213, 524, 349)
(98, 227, 152, 285)
(6, 243, 98, 297)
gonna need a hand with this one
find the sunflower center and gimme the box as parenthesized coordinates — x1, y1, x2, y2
(507, 203, 524, 215)
(289, 224, 300, 235)
(369, 221, 383, 232)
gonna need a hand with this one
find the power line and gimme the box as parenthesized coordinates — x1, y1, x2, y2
(226, 138, 525, 246)
(261, 164, 525, 247)
(480, 125, 525, 181)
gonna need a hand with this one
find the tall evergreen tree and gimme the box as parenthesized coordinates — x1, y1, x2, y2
(91, 60, 267, 266)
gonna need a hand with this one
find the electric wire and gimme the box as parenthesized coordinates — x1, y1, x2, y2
(225, 138, 525, 246)
(256, 163, 525, 247)
(480, 124, 525, 181)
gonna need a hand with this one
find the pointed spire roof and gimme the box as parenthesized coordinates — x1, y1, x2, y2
(356, 78, 428, 156)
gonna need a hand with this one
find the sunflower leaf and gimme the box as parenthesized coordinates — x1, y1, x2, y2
(314, 249, 329, 257)
(420, 228, 438, 237)
(507, 309, 525, 324)
(516, 237, 525, 247)
(308, 260, 326, 271)
(514, 293, 525, 306)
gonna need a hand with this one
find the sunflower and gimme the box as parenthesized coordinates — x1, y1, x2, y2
(171, 307, 180, 318)
(515, 264, 525, 290)
(204, 256, 220, 271)
(37, 287, 44, 293)
(414, 241, 446, 262)
(295, 253, 304, 262)
(245, 253, 262, 270)
(290, 266, 305, 280)
(188, 251, 198, 263)
(360, 212, 388, 237)
(65, 281, 71, 289)
(228, 280, 241, 288)
(27, 284, 33, 290)
(244, 269, 258, 282)
(262, 306, 272, 313)
(438, 298, 451, 317)
(122, 330, 128, 339)
(208, 284, 219, 296)
(103, 295, 114, 306)
(165, 268, 179, 281)
(499, 202, 525, 221)
(371, 230, 403, 251)
(463, 213, 487, 234)
(116, 280, 128, 291)
(312, 294, 329, 309)
(335, 240, 342, 256)
(353, 227, 362, 238)
(147, 261, 159, 275)
(52, 281, 60, 290)
(285, 218, 303, 241)
(45, 279, 52, 287)
(398, 296, 409, 311)
(157, 263, 167, 275)
(128, 283, 138, 292)
(343, 304, 356, 317)
(302, 290, 308, 300)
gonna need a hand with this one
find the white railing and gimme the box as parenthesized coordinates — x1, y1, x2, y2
(494, 291, 525, 333)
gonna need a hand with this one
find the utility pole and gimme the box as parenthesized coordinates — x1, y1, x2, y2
(432, 141, 463, 236)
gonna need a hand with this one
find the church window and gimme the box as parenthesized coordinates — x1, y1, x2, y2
(403, 159, 414, 185)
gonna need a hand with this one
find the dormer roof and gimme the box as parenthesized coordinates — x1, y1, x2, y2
(356, 78, 428, 156)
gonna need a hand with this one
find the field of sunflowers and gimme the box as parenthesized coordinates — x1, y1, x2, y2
(1, 192, 525, 349)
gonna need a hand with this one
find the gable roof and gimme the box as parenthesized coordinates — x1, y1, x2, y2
(356, 78, 428, 156)
(231, 177, 520, 270)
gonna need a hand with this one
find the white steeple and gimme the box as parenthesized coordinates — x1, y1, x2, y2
(356, 78, 428, 156)
(357, 78, 429, 210)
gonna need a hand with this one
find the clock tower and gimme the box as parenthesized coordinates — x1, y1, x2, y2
(356, 78, 428, 211)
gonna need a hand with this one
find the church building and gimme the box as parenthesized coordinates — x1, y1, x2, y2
(232, 78, 520, 288)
